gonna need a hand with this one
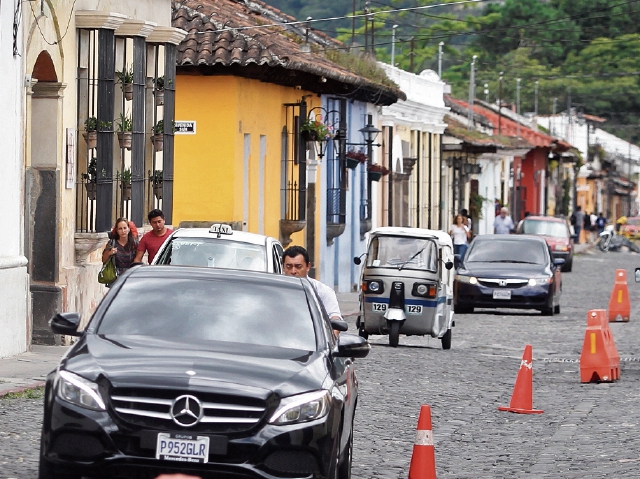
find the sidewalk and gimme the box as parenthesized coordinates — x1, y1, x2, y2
(0, 345, 69, 397)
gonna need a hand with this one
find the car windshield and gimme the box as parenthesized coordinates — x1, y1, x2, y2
(97, 278, 317, 351)
(466, 240, 547, 265)
(626, 218, 640, 226)
(156, 238, 266, 271)
(520, 220, 568, 238)
(366, 236, 438, 271)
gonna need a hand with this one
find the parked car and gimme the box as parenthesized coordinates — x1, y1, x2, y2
(152, 223, 284, 273)
(619, 216, 640, 239)
(453, 235, 563, 316)
(40, 266, 369, 479)
(515, 215, 575, 272)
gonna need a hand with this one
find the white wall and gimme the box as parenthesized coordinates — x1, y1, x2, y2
(0, 2, 29, 357)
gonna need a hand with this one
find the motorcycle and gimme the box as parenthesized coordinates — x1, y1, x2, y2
(598, 225, 640, 253)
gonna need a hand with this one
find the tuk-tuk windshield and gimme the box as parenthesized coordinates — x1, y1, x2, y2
(366, 236, 438, 271)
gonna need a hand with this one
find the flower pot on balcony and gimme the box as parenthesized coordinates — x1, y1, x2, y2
(346, 157, 361, 169)
(369, 171, 382, 182)
(151, 133, 163, 152)
(155, 89, 164, 106)
(121, 184, 132, 201)
(124, 83, 133, 101)
(117, 132, 132, 150)
(279, 219, 306, 248)
(85, 182, 97, 200)
(83, 131, 97, 149)
(301, 130, 318, 142)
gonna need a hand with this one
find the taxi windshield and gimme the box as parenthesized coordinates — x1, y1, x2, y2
(157, 238, 267, 271)
(520, 220, 568, 238)
(366, 236, 438, 271)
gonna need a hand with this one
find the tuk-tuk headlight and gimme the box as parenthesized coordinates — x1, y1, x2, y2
(412, 283, 437, 298)
(363, 280, 384, 294)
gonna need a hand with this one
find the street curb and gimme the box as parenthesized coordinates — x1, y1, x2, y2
(0, 381, 46, 398)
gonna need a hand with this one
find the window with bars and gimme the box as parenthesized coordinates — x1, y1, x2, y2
(76, 28, 174, 233)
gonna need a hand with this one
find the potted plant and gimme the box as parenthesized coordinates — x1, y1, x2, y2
(368, 163, 390, 182)
(83, 117, 98, 149)
(346, 150, 367, 169)
(151, 169, 163, 199)
(150, 120, 175, 152)
(116, 66, 134, 101)
(300, 116, 333, 142)
(153, 76, 172, 106)
(116, 112, 133, 150)
(81, 157, 97, 200)
(119, 167, 132, 200)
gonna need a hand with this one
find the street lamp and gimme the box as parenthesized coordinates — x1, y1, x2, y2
(359, 115, 381, 230)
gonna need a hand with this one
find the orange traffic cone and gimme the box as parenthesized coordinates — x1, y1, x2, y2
(408, 405, 437, 479)
(498, 345, 543, 414)
(608, 269, 630, 322)
(580, 309, 620, 382)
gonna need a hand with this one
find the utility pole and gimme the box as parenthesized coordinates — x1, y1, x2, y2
(391, 25, 398, 67)
(498, 72, 503, 136)
(468, 55, 477, 130)
(351, 0, 356, 47)
(516, 78, 521, 138)
(484, 83, 489, 103)
(409, 37, 415, 72)
(629, 142, 633, 216)
(364, 3, 369, 53)
(534, 80, 539, 117)
(438, 42, 444, 78)
(552, 97, 557, 135)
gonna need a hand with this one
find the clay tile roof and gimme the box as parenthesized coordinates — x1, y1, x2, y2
(171, 0, 405, 105)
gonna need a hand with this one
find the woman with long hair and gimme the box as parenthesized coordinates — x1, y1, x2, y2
(449, 214, 471, 259)
(102, 218, 139, 275)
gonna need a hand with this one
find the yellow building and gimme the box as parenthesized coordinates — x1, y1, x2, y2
(172, 0, 402, 258)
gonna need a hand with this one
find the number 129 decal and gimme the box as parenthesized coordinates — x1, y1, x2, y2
(372, 303, 387, 312)
(406, 305, 423, 315)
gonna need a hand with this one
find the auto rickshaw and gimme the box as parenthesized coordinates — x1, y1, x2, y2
(354, 227, 455, 348)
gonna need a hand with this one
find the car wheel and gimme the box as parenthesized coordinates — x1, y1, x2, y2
(388, 321, 400, 347)
(39, 456, 79, 479)
(454, 304, 473, 314)
(441, 328, 452, 350)
(554, 303, 561, 314)
(541, 305, 554, 316)
(562, 259, 572, 272)
(338, 430, 353, 479)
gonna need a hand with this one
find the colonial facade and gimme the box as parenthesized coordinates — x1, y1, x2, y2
(5, 0, 185, 355)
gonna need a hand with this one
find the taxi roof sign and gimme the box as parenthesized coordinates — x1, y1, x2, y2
(209, 224, 233, 236)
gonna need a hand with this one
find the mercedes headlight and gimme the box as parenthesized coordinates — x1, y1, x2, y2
(269, 390, 330, 425)
(57, 370, 106, 411)
(528, 277, 552, 286)
(456, 275, 478, 285)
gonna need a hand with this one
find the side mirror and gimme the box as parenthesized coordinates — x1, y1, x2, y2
(333, 334, 370, 359)
(50, 312, 82, 336)
(353, 257, 361, 265)
(635, 267, 640, 283)
(445, 261, 454, 270)
(553, 258, 566, 266)
(330, 318, 348, 332)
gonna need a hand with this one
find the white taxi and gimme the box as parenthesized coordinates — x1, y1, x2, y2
(151, 223, 284, 273)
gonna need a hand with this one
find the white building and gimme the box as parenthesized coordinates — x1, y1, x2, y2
(0, 1, 29, 357)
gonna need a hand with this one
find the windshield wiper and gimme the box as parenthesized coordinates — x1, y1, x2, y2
(397, 244, 428, 271)
(493, 260, 537, 264)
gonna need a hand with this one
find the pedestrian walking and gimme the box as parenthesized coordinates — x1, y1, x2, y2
(134, 209, 173, 264)
(572, 206, 585, 243)
(101, 217, 139, 275)
(583, 211, 592, 243)
(596, 212, 606, 236)
(493, 207, 514, 234)
(460, 208, 472, 233)
(449, 214, 471, 258)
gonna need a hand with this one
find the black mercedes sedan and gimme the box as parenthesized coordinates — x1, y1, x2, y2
(453, 235, 564, 316)
(39, 266, 369, 479)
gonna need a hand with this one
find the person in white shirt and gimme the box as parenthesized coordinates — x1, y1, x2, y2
(449, 214, 471, 258)
(282, 245, 342, 321)
(493, 207, 515, 234)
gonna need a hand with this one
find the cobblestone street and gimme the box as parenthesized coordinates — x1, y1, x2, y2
(2, 249, 640, 478)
